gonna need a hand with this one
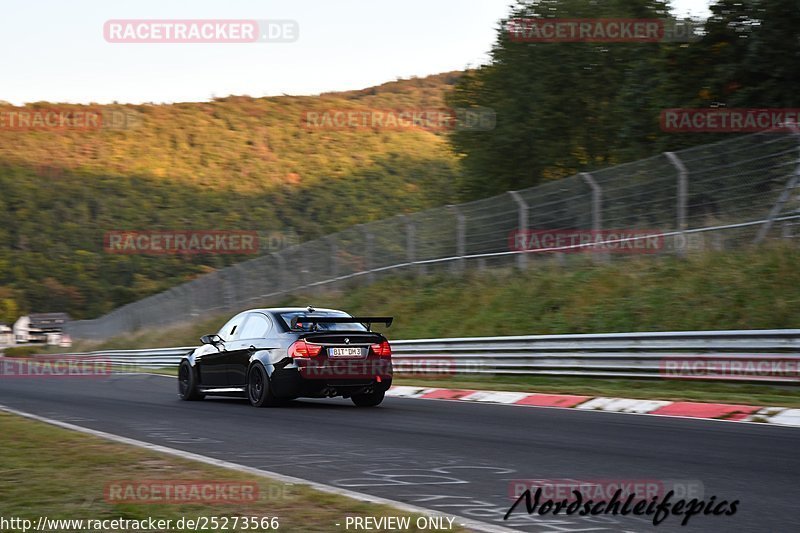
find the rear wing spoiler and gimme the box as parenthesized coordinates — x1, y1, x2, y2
(290, 316, 393, 331)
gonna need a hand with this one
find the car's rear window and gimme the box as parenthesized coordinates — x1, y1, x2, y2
(278, 311, 368, 332)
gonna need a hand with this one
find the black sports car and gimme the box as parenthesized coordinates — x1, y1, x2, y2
(178, 307, 393, 407)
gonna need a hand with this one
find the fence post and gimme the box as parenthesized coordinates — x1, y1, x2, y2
(754, 134, 800, 244)
(580, 172, 602, 232)
(327, 235, 339, 279)
(220, 270, 234, 311)
(362, 225, 375, 283)
(508, 191, 528, 270)
(448, 205, 466, 273)
(665, 152, 688, 256)
(304, 245, 314, 289)
(229, 265, 242, 308)
(404, 215, 416, 275)
(272, 252, 286, 293)
(580, 172, 604, 261)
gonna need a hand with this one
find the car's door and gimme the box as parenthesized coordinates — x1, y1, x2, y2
(195, 313, 245, 387)
(226, 312, 276, 386)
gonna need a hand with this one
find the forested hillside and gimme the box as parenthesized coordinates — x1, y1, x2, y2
(0, 73, 463, 320)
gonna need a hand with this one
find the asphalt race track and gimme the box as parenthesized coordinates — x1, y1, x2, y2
(1, 374, 798, 532)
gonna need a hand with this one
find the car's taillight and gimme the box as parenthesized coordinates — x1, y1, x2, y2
(289, 340, 322, 358)
(370, 340, 392, 357)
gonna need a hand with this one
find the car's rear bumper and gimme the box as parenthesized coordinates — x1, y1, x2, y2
(271, 361, 393, 399)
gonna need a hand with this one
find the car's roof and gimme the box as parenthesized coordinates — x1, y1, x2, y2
(242, 307, 346, 315)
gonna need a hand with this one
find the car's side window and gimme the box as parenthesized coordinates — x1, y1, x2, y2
(217, 314, 246, 341)
(238, 313, 272, 340)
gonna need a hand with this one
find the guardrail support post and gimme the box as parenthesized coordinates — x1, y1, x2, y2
(665, 152, 688, 256)
(448, 205, 466, 273)
(509, 191, 528, 270)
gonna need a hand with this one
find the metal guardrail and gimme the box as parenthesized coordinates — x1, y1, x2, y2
(29, 330, 800, 383)
(26, 347, 197, 370)
(390, 330, 800, 383)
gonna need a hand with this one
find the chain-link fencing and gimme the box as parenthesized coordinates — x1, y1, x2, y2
(68, 130, 800, 340)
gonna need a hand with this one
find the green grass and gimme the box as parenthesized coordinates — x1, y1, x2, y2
(2, 346, 42, 357)
(0, 411, 467, 532)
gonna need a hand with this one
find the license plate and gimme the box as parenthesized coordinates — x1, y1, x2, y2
(329, 347, 363, 358)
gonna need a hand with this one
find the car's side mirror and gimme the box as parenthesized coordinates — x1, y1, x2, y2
(200, 334, 222, 346)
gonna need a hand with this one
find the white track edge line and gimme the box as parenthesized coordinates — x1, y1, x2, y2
(393, 392, 800, 429)
(0, 404, 519, 533)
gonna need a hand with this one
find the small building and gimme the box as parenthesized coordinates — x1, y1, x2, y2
(14, 313, 71, 345)
(13, 315, 30, 343)
(0, 323, 12, 345)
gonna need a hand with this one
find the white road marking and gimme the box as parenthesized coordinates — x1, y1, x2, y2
(385, 386, 434, 398)
(767, 408, 800, 427)
(0, 404, 519, 533)
(575, 397, 672, 414)
(460, 391, 531, 404)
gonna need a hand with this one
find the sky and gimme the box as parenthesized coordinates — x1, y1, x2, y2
(0, 0, 712, 105)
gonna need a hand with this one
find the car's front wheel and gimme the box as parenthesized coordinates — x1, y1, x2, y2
(247, 363, 280, 407)
(351, 388, 385, 407)
(178, 360, 205, 401)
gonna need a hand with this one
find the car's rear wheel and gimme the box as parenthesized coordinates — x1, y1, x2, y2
(351, 388, 385, 407)
(178, 360, 204, 401)
(247, 364, 280, 407)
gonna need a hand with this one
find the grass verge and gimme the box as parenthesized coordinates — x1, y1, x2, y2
(0, 411, 467, 532)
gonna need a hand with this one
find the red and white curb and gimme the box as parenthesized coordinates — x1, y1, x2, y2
(386, 386, 800, 428)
